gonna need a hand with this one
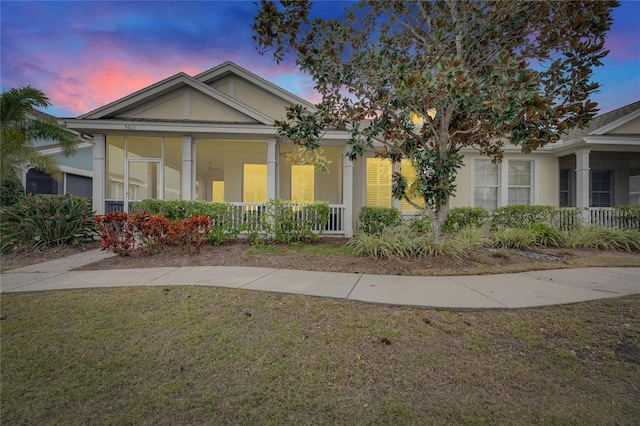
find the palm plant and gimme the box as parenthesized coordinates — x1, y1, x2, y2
(0, 86, 77, 184)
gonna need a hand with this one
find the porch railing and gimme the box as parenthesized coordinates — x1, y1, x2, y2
(104, 200, 347, 235)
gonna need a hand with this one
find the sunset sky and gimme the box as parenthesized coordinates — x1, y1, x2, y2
(1, 1, 639, 118)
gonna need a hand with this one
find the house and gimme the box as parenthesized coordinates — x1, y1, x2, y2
(17, 109, 93, 197)
(61, 62, 639, 236)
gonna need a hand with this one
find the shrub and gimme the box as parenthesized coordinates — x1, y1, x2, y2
(347, 232, 414, 258)
(492, 227, 538, 250)
(94, 212, 135, 256)
(407, 211, 432, 236)
(260, 200, 330, 244)
(172, 215, 210, 253)
(566, 226, 640, 252)
(491, 205, 557, 231)
(527, 223, 567, 247)
(95, 212, 173, 256)
(443, 207, 490, 233)
(358, 206, 401, 236)
(612, 205, 640, 230)
(0, 173, 25, 207)
(1, 194, 94, 253)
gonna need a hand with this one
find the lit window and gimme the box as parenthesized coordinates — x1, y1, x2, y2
(366, 158, 392, 207)
(243, 164, 267, 203)
(291, 165, 314, 203)
(212, 181, 225, 202)
(400, 160, 423, 212)
(474, 159, 499, 210)
(508, 160, 532, 205)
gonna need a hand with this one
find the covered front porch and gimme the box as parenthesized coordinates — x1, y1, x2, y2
(96, 133, 354, 236)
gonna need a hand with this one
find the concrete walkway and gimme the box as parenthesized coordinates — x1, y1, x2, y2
(1, 249, 639, 309)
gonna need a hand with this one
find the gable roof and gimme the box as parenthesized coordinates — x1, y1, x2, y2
(195, 61, 317, 112)
(564, 100, 640, 141)
(78, 70, 275, 125)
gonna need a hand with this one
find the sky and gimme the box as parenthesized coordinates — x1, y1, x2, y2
(1, 0, 639, 118)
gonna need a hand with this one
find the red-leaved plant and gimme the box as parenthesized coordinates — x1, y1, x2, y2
(171, 215, 211, 253)
(94, 212, 136, 256)
(95, 212, 173, 256)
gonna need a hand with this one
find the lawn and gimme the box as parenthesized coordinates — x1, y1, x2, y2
(1, 287, 638, 425)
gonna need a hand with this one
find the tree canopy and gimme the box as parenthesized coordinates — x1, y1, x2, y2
(0, 86, 78, 185)
(253, 0, 618, 235)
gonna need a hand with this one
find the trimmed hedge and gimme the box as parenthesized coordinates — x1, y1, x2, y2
(443, 207, 490, 233)
(358, 206, 401, 236)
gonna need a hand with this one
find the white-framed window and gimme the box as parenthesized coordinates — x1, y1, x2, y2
(591, 169, 613, 207)
(474, 159, 499, 210)
(507, 160, 532, 205)
(473, 158, 536, 209)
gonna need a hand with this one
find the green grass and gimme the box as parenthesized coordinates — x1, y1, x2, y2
(1, 288, 639, 425)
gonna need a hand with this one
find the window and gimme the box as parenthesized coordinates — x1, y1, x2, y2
(508, 160, 532, 205)
(366, 158, 392, 207)
(559, 168, 571, 207)
(212, 181, 225, 202)
(474, 160, 499, 210)
(400, 160, 423, 212)
(291, 165, 315, 203)
(591, 170, 612, 207)
(243, 164, 267, 203)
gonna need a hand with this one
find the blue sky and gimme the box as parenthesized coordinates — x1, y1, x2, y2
(1, 0, 639, 117)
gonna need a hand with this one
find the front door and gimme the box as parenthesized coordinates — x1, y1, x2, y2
(125, 159, 162, 212)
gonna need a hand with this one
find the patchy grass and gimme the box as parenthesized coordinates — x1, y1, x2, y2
(1, 288, 639, 425)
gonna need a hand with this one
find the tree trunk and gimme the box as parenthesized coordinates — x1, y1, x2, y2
(431, 202, 449, 241)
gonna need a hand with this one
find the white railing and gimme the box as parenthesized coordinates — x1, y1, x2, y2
(588, 208, 639, 229)
(228, 202, 346, 235)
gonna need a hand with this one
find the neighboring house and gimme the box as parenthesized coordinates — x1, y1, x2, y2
(61, 62, 639, 236)
(17, 109, 93, 197)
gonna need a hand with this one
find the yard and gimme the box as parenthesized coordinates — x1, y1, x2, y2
(1, 286, 639, 425)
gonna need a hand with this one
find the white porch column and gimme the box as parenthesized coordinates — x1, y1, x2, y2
(575, 148, 591, 224)
(181, 136, 194, 200)
(267, 139, 277, 200)
(92, 134, 106, 215)
(392, 161, 402, 211)
(343, 151, 354, 238)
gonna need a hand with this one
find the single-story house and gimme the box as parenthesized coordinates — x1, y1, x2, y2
(17, 109, 93, 197)
(61, 62, 640, 236)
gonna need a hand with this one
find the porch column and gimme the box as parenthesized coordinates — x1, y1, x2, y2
(392, 161, 402, 211)
(575, 148, 591, 224)
(267, 139, 277, 200)
(92, 134, 106, 215)
(343, 151, 354, 238)
(181, 136, 194, 200)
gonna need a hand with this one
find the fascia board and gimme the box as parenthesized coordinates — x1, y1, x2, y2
(37, 142, 92, 156)
(62, 119, 278, 136)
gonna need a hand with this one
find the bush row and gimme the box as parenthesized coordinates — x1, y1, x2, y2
(358, 205, 640, 236)
(0, 194, 95, 253)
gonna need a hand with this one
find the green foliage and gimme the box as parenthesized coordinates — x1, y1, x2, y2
(528, 223, 567, 248)
(254, 1, 616, 237)
(261, 200, 330, 244)
(492, 227, 538, 250)
(1, 86, 78, 183)
(491, 205, 557, 231)
(132, 199, 239, 245)
(407, 211, 432, 235)
(443, 207, 490, 233)
(0, 194, 94, 253)
(566, 226, 640, 252)
(612, 205, 640, 230)
(358, 207, 402, 236)
(0, 172, 25, 207)
(348, 227, 489, 259)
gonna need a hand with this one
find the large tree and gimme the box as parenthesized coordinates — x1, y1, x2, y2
(1, 86, 77, 185)
(253, 0, 618, 237)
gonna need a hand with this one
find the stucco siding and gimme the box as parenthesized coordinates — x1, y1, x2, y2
(449, 156, 471, 208)
(536, 155, 559, 206)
